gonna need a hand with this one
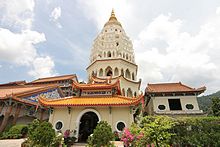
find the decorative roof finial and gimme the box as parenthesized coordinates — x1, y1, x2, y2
(109, 8, 117, 21)
(104, 9, 121, 27)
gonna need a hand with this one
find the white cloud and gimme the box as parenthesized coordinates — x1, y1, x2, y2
(28, 56, 57, 78)
(0, 0, 57, 79)
(50, 7, 62, 28)
(135, 11, 220, 94)
(50, 7, 61, 20)
(0, 28, 44, 65)
(216, 7, 220, 15)
(0, 0, 35, 29)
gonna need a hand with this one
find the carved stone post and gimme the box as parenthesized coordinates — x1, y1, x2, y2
(0, 105, 13, 132)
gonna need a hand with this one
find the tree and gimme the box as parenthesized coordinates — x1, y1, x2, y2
(87, 121, 114, 147)
(138, 116, 175, 147)
(25, 119, 56, 147)
(211, 97, 220, 116)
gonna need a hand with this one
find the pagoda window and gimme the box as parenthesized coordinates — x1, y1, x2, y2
(107, 51, 111, 57)
(105, 66, 112, 76)
(121, 69, 124, 76)
(99, 68, 103, 77)
(122, 88, 125, 96)
(132, 73, 135, 80)
(114, 68, 119, 76)
(127, 88, 132, 97)
(123, 53, 125, 58)
(116, 42, 119, 46)
(134, 92, 137, 97)
(168, 99, 182, 110)
(125, 69, 131, 79)
(126, 54, 128, 60)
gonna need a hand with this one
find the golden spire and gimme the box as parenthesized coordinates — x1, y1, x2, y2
(104, 9, 121, 27)
(109, 9, 117, 21)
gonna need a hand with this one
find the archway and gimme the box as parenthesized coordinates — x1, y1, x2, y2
(78, 111, 99, 142)
(105, 66, 112, 76)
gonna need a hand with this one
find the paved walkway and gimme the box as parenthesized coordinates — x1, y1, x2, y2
(0, 139, 123, 147)
(0, 138, 25, 147)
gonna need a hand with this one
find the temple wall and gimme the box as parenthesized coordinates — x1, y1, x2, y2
(49, 106, 133, 135)
(152, 95, 200, 112)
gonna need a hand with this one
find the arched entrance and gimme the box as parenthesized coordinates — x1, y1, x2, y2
(78, 112, 99, 142)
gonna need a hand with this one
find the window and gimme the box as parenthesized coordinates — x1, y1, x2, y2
(168, 99, 182, 110)
(158, 105, 166, 110)
(116, 42, 119, 46)
(114, 68, 119, 76)
(116, 121, 126, 132)
(107, 51, 111, 57)
(99, 68, 103, 76)
(127, 88, 132, 97)
(55, 121, 63, 130)
(186, 104, 194, 110)
(125, 69, 131, 79)
(105, 66, 112, 76)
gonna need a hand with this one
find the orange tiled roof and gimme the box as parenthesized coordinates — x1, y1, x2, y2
(31, 74, 76, 83)
(0, 85, 58, 98)
(0, 81, 26, 87)
(73, 80, 120, 90)
(39, 95, 143, 107)
(146, 82, 206, 93)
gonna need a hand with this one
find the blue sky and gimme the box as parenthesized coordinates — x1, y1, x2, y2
(0, 0, 220, 94)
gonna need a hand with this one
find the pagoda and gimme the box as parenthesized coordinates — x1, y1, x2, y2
(39, 10, 143, 142)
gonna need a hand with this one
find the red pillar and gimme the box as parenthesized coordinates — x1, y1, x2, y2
(0, 105, 13, 132)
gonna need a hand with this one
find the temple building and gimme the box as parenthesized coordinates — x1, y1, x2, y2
(39, 10, 143, 142)
(144, 82, 206, 116)
(0, 83, 63, 132)
(29, 74, 78, 97)
(0, 9, 207, 140)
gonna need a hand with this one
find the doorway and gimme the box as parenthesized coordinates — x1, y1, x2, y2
(78, 112, 99, 142)
(168, 99, 182, 110)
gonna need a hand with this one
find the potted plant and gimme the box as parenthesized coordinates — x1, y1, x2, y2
(64, 129, 77, 147)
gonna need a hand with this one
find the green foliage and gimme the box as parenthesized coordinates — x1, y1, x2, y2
(198, 90, 220, 113)
(87, 121, 114, 147)
(24, 119, 56, 147)
(138, 116, 175, 147)
(171, 117, 220, 146)
(1, 124, 27, 139)
(31, 121, 55, 146)
(211, 97, 220, 116)
(127, 116, 220, 146)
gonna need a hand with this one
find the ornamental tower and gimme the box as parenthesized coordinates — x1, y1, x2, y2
(87, 10, 141, 97)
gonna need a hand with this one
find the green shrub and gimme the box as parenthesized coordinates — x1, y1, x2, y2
(1, 125, 27, 139)
(30, 121, 56, 146)
(87, 121, 114, 147)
